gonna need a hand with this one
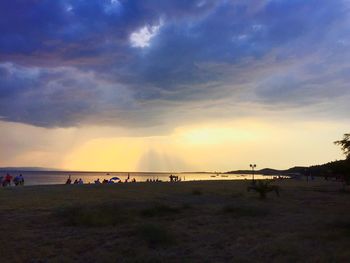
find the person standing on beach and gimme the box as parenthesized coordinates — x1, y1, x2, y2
(13, 175, 21, 186)
(19, 174, 24, 185)
(125, 173, 130, 183)
(66, 175, 72, 184)
(3, 173, 12, 187)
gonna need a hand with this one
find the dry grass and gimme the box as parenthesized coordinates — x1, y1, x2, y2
(55, 203, 133, 227)
(222, 204, 270, 217)
(0, 179, 350, 262)
(136, 223, 176, 248)
(140, 204, 183, 218)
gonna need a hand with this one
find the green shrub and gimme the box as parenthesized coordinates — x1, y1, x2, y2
(247, 180, 280, 199)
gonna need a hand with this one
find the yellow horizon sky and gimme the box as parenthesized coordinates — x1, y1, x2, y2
(0, 118, 347, 172)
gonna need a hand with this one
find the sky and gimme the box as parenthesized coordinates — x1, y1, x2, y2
(0, 0, 349, 172)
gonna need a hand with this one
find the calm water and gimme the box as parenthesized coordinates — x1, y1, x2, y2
(0, 171, 278, 186)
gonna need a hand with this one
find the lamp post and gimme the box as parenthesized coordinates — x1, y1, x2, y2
(250, 164, 256, 182)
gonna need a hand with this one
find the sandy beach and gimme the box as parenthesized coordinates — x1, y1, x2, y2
(0, 179, 349, 262)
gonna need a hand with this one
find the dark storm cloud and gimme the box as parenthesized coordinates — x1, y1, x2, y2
(0, 0, 349, 127)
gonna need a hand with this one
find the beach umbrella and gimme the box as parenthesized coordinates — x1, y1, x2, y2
(110, 177, 120, 181)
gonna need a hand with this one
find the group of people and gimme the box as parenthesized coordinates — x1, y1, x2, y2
(65, 176, 84, 185)
(65, 175, 137, 185)
(94, 178, 117, 184)
(0, 173, 24, 187)
(63, 173, 187, 185)
(169, 174, 181, 182)
(93, 178, 136, 184)
(146, 178, 162, 182)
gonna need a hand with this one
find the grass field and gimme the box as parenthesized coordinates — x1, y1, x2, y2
(0, 179, 349, 262)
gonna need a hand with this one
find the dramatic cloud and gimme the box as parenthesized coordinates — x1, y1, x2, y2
(130, 21, 163, 48)
(0, 63, 136, 127)
(0, 0, 349, 128)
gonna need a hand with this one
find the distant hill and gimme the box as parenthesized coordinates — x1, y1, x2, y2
(0, 167, 61, 172)
(227, 166, 308, 176)
(227, 160, 350, 177)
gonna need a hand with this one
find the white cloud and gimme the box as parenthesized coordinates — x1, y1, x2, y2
(130, 22, 162, 48)
(66, 5, 73, 12)
(105, 0, 121, 14)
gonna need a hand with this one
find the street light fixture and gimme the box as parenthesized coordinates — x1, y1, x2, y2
(250, 164, 257, 182)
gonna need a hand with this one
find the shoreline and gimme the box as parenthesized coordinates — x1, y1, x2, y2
(0, 176, 292, 188)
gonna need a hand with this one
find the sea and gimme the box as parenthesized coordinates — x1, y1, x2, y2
(0, 171, 278, 186)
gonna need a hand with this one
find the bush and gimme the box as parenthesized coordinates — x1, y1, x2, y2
(247, 180, 280, 199)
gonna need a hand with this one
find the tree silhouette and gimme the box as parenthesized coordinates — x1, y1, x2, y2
(334, 133, 350, 159)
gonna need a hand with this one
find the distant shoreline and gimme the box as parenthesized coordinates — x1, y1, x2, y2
(0, 167, 302, 175)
